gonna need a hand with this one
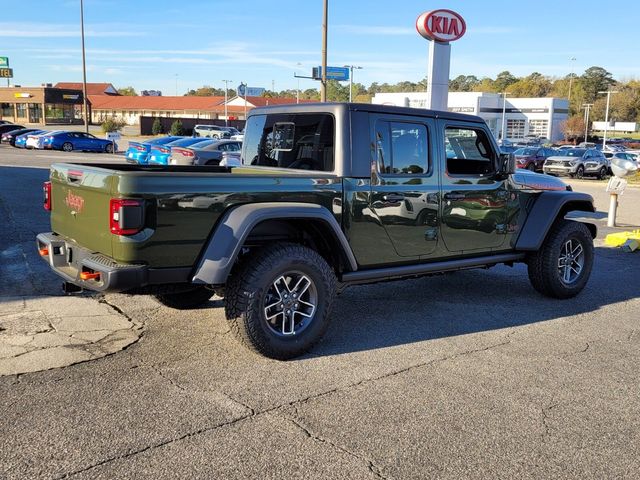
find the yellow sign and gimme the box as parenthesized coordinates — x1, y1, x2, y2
(63, 94, 80, 100)
(14, 93, 31, 98)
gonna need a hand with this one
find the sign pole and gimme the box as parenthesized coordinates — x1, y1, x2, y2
(320, 0, 328, 102)
(80, 0, 89, 133)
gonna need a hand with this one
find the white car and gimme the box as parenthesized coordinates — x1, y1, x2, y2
(25, 130, 63, 149)
(230, 133, 244, 142)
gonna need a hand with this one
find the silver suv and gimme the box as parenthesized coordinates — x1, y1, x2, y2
(543, 148, 609, 179)
(193, 124, 231, 139)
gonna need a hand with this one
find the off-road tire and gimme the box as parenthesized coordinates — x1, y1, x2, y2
(62, 142, 73, 152)
(527, 220, 594, 299)
(225, 243, 336, 360)
(154, 286, 215, 309)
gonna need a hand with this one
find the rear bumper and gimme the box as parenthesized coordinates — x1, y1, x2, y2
(36, 232, 147, 292)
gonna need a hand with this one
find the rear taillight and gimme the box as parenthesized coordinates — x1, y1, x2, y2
(158, 147, 170, 154)
(134, 145, 146, 151)
(175, 148, 194, 157)
(43, 181, 52, 211)
(109, 199, 144, 235)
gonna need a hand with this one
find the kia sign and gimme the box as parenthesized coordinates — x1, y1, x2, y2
(416, 9, 466, 43)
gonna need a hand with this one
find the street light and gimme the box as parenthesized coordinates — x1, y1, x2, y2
(598, 90, 619, 148)
(80, 0, 89, 133)
(343, 65, 362, 103)
(582, 103, 593, 142)
(296, 62, 302, 104)
(500, 92, 511, 143)
(320, 0, 328, 102)
(568, 57, 576, 103)
(222, 79, 232, 126)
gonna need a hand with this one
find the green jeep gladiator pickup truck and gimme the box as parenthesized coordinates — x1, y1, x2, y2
(37, 103, 597, 359)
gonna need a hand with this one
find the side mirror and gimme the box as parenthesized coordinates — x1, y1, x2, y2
(496, 152, 516, 178)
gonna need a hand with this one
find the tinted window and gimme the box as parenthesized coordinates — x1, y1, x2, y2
(242, 113, 334, 171)
(445, 127, 495, 176)
(375, 120, 428, 175)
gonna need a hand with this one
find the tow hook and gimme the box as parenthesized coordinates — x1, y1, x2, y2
(62, 282, 83, 294)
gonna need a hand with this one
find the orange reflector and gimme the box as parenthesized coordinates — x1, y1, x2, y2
(39, 248, 49, 256)
(80, 271, 101, 281)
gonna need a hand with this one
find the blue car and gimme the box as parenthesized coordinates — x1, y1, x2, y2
(43, 131, 117, 153)
(14, 130, 45, 148)
(125, 136, 183, 164)
(147, 138, 213, 165)
(2, 128, 44, 147)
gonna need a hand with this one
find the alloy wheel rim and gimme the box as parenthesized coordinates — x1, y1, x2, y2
(263, 271, 318, 336)
(557, 238, 584, 284)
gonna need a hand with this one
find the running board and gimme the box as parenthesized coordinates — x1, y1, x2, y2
(340, 253, 526, 285)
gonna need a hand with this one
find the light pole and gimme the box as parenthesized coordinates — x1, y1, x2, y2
(598, 90, 619, 148)
(500, 92, 511, 143)
(582, 103, 593, 142)
(80, 0, 89, 133)
(296, 62, 302, 104)
(567, 57, 576, 104)
(320, 0, 328, 102)
(222, 79, 232, 126)
(174, 74, 178, 96)
(344, 65, 362, 103)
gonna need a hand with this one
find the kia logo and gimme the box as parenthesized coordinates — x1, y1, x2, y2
(416, 9, 466, 43)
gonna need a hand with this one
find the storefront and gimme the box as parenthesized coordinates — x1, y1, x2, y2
(0, 86, 85, 125)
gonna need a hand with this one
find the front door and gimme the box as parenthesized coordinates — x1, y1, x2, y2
(369, 114, 439, 257)
(439, 122, 509, 253)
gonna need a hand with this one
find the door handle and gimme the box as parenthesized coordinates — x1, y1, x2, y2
(444, 193, 465, 201)
(382, 193, 405, 202)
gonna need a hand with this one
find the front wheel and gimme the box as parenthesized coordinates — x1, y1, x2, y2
(527, 220, 594, 299)
(575, 165, 584, 179)
(62, 142, 73, 152)
(527, 163, 536, 171)
(105, 143, 114, 154)
(225, 243, 336, 359)
(598, 166, 608, 180)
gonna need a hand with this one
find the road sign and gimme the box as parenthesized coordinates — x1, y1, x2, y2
(0, 57, 8, 68)
(237, 84, 265, 97)
(0, 68, 13, 78)
(105, 132, 122, 141)
(312, 66, 349, 82)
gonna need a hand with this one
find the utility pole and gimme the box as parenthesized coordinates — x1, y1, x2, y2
(567, 56, 576, 104)
(320, 0, 328, 102)
(80, 0, 89, 133)
(598, 90, 619, 148)
(174, 74, 178, 96)
(344, 65, 362, 102)
(500, 92, 510, 143)
(222, 79, 232, 126)
(582, 103, 593, 142)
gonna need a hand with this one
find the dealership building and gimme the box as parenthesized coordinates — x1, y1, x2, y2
(0, 85, 85, 125)
(372, 91, 569, 142)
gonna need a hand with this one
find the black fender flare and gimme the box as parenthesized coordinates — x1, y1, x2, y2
(515, 191, 597, 251)
(191, 202, 358, 285)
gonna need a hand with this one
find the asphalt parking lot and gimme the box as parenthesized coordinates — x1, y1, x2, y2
(1, 146, 639, 479)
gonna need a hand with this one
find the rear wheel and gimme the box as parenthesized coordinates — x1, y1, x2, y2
(225, 243, 336, 359)
(154, 286, 215, 309)
(62, 142, 73, 152)
(527, 220, 594, 299)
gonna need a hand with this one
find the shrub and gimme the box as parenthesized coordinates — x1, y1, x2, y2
(152, 117, 163, 135)
(101, 117, 126, 133)
(169, 119, 184, 136)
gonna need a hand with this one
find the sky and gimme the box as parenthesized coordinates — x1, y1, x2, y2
(1, 0, 639, 95)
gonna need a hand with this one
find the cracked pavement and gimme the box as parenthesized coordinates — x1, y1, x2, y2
(1, 159, 640, 478)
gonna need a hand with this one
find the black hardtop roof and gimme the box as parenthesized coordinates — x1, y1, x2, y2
(249, 102, 485, 123)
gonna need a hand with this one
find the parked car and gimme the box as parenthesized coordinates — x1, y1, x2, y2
(1, 128, 44, 147)
(14, 130, 45, 148)
(193, 124, 231, 139)
(125, 136, 183, 164)
(42, 131, 117, 153)
(499, 145, 518, 154)
(0, 120, 13, 125)
(0, 124, 25, 136)
(147, 137, 213, 165)
(543, 148, 609, 179)
(169, 140, 242, 166)
(26, 130, 65, 149)
(513, 147, 557, 172)
(605, 152, 638, 165)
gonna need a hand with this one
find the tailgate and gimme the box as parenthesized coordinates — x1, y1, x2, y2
(50, 163, 115, 257)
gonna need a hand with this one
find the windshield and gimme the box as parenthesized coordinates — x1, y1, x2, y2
(514, 148, 537, 156)
(556, 149, 586, 157)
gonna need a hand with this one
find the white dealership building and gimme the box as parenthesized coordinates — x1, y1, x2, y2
(372, 91, 569, 142)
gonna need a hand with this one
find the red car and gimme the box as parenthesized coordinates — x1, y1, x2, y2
(514, 147, 557, 172)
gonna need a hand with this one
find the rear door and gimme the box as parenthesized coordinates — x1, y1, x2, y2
(439, 121, 509, 253)
(369, 113, 439, 257)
